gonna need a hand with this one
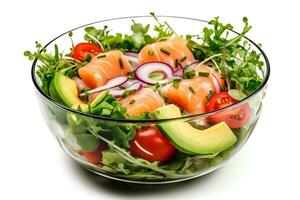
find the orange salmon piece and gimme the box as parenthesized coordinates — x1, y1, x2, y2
(78, 50, 133, 88)
(161, 65, 225, 114)
(121, 88, 164, 116)
(138, 37, 195, 70)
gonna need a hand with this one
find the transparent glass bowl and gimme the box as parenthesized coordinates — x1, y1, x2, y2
(31, 16, 270, 184)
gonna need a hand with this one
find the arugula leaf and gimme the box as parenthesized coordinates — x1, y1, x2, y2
(83, 21, 154, 52)
(186, 17, 264, 95)
(150, 12, 174, 40)
(24, 42, 81, 94)
(76, 134, 100, 152)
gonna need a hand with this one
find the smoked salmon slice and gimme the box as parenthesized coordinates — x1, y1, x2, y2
(138, 37, 195, 70)
(161, 65, 224, 114)
(121, 88, 164, 116)
(78, 50, 133, 88)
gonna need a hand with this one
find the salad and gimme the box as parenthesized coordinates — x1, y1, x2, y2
(26, 14, 265, 180)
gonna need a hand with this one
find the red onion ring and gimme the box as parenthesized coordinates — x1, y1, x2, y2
(125, 52, 139, 69)
(134, 62, 175, 85)
(109, 81, 143, 98)
(173, 64, 184, 77)
(72, 77, 88, 92)
(79, 76, 128, 96)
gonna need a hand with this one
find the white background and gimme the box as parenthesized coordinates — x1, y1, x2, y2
(1, 0, 299, 199)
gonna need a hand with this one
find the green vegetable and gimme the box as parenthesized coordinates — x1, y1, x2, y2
(83, 18, 155, 52)
(206, 90, 216, 101)
(76, 134, 100, 152)
(122, 89, 137, 98)
(198, 71, 210, 77)
(180, 56, 187, 62)
(184, 70, 196, 79)
(188, 86, 195, 94)
(160, 47, 170, 55)
(24, 42, 83, 95)
(186, 17, 263, 95)
(150, 12, 174, 39)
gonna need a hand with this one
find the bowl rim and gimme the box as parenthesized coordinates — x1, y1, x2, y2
(31, 15, 270, 123)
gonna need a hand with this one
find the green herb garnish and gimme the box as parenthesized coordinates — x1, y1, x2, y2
(84, 54, 92, 62)
(148, 50, 154, 56)
(122, 89, 137, 98)
(186, 17, 263, 95)
(129, 99, 136, 105)
(160, 48, 170, 55)
(180, 55, 187, 62)
(198, 72, 210, 77)
(184, 70, 196, 79)
(171, 78, 182, 89)
(188, 86, 195, 94)
(118, 57, 124, 69)
(206, 90, 216, 101)
(97, 54, 106, 59)
(150, 12, 174, 39)
(175, 59, 179, 69)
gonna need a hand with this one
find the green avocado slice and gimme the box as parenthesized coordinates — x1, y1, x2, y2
(51, 72, 83, 107)
(154, 104, 237, 155)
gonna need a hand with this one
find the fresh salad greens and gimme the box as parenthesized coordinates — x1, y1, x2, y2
(26, 13, 265, 181)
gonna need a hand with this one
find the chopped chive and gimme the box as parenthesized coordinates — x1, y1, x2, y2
(172, 78, 182, 89)
(122, 89, 137, 98)
(180, 55, 187, 62)
(189, 86, 195, 94)
(175, 59, 179, 69)
(206, 90, 216, 101)
(148, 50, 154, 56)
(84, 54, 92, 62)
(160, 48, 170, 55)
(198, 72, 210, 77)
(184, 70, 196, 79)
(97, 54, 106, 59)
(129, 99, 136, 105)
(118, 57, 124, 69)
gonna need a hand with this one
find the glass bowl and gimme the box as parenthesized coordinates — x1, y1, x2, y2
(31, 16, 270, 184)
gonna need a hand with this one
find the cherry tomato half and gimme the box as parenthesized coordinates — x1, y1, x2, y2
(72, 42, 103, 61)
(207, 92, 251, 128)
(130, 127, 175, 163)
(80, 143, 107, 165)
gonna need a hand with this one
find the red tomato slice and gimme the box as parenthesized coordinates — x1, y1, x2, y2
(80, 143, 107, 165)
(130, 127, 175, 163)
(207, 92, 251, 128)
(72, 42, 103, 61)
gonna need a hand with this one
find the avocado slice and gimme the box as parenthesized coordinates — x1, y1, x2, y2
(51, 72, 83, 107)
(154, 104, 237, 155)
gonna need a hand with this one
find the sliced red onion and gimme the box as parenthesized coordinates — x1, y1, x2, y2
(80, 76, 128, 96)
(186, 61, 202, 70)
(109, 81, 143, 98)
(125, 52, 139, 69)
(72, 77, 88, 92)
(134, 62, 174, 85)
(173, 64, 184, 77)
(125, 51, 139, 58)
(211, 73, 221, 93)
